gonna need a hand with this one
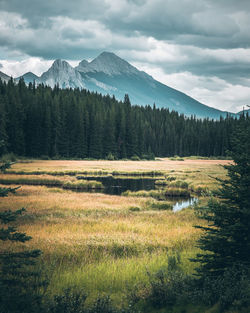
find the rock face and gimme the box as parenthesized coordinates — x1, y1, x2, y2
(39, 59, 85, 89)
(14, 52, 230, 119)
(76, 52, 139, 76)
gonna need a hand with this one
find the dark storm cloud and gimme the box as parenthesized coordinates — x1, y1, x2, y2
(0, 0, 108, 27)
(104, 0, 250, 49)
(1, 0, 250, 55)
(0, 0, 250, 112)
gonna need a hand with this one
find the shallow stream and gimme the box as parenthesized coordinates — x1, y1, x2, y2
(77, 175, 198, 211)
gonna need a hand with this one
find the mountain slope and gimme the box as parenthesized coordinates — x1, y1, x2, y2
(0, 71, 11, 83)
(76, 52, 228, 119)
(16, 52, 231, 119)
(17, 72, 39, 84)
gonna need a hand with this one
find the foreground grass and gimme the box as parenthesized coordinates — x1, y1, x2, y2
(0, 159, 228, 305)
(0, 184, 202, 300)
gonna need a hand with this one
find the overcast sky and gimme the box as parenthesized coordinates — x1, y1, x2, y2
(0, 0, 250, 112)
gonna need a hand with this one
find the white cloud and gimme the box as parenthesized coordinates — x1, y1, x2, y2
(131, 63, 250, 113)
(0, 58, 53, 77)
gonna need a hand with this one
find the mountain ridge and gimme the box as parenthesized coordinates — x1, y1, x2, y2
(1, 52, 234, 119)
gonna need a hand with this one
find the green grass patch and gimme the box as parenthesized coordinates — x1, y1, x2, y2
(0, 177, 104, 190)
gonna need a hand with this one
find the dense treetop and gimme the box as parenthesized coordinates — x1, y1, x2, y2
(0, 78, 247, 159)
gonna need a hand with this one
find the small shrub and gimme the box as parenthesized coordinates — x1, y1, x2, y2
(166, 176, 176, 182)
(88, 295, 136, 313)
(1, 152, 17, 162)
(192, 265, 250, 311)
(165, 187, 190, 197)
(40, 155, 50, 160)
(190, 184, 209, 195)
(47, 288, 87, 313)
(141, 153, 155, 160)
(129, 207, 141, 212)
(154, 179, 168, 186)
(169, 180, 189, 189)
(130, 155, 140, 161)
(62, 180, 104, 190)
(147, 201, 172, 211)
(88, 296, 115, 313)
(144, 254, 191, 308)
(169, 156, 185, 161)
(106, 153, 115, 161)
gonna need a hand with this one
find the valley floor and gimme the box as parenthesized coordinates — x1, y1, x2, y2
(0, 158, 235, 312)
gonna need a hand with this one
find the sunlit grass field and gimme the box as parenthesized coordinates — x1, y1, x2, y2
(0, 158, 229, 304)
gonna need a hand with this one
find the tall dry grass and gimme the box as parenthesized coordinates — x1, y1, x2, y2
(0, 159, 226, 300)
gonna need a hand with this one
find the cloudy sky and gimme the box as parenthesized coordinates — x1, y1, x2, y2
(0, 0, 250, 112)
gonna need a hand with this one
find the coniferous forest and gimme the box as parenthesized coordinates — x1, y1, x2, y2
(0, 78, 246, 159)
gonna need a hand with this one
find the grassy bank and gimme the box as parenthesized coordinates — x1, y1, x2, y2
(0, 159, 228, 307)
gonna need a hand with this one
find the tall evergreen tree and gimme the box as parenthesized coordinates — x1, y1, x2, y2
(0, 78, 243, 159)
(193, 118, 250, 277)
(0, 158, 46, 312)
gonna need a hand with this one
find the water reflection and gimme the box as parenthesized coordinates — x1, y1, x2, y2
(77, 176, 156, 195)
(172, 197, 198, 212)
(77, 175, 198, 212)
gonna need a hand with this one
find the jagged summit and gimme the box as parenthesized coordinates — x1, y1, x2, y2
(76, 51, 139, 76)
(40, 59, 85, 89)
(51, 59, 72, 69)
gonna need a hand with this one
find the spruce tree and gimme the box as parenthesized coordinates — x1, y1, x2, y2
(194, 117, 250, 278)
(0, 159, 45, 313)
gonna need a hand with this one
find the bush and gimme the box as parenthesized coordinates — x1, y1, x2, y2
(47, 288, 87, 313)
(154, 179, 168, 186)
(147, 201, 172, 211)
(169, 180, 189, 189)
(132, 254, 191, 309)
(166, 176, 176, 182)
(130, 155, 140, 161)
(141, 153, 155, 160)
(106, 153, 115, 161)
(165, 187, 190, 197)
(1, 152, 17, 162)
(47, 292, 136, 313)
(192, 265, 250, 311)
(129, 206, 141, 212)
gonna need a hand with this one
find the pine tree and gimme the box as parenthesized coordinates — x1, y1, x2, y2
(0, 159, 46, 313)
(193, 117, 250, 278)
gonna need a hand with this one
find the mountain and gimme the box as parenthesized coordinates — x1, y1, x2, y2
(17, 72, 39, 84)
(39, 59, 85, 89)
(75, 52, 229, 119)
(75, 52, 139, 76)
(16, 52, 231, 119)
(0, 71, 11, 83)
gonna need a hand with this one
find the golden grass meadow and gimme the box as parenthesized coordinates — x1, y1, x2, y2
(0, 158, 230, 304)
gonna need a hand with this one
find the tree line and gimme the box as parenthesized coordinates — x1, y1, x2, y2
(0, 78, 247, 159)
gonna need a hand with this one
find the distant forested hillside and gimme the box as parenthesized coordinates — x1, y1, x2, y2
(0, 78, 247, 159)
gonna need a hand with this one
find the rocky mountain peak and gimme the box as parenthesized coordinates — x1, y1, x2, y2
(51, 59, 72, 70)
(40, 59, 85, 89)
(76, 51, 139, 76)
